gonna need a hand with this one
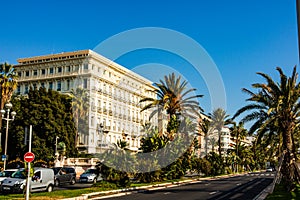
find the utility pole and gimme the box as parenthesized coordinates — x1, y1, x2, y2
(25, 125, 33, 200)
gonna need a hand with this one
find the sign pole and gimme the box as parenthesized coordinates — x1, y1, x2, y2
(25, 125, 32, 200)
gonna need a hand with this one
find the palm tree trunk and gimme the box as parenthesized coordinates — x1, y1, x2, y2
(281, 127, 296, 190)
(205, 136, 208, 156)
(218, 130, 222, 156)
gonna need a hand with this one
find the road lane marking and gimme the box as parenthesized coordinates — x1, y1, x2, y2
(210, 191, 218, 195)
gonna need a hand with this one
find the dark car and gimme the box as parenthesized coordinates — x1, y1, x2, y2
(52, 167, 76, 186)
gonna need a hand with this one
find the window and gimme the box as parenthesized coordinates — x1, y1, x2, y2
(33, 171, 41, 181)
(41, 69, 46, 75)
(33, 70, 37, 76)
(84, 64, 88, 70)
(25, 71, 29, 77)
(66, 80, 70, 90)
(18, 72, 22, 77)
(66, 66, 70, 72)
(17, 86, 20, 94)
(49, 68, 54, 74)
(25, 85, 29, 94)
(57, 67, 62, 73)
(113, 121, 116, 131)
(41, 82, 45, 88)
(91, 116, 94, 127)
(83, 79, 88, 89)
(57, 81, 61, 91)
(49, 82, 53, 90)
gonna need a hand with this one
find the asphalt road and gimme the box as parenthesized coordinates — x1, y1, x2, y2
(95, 172, 274, 200)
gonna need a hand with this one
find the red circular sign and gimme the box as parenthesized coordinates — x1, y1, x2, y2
(24, 152, 35, 163)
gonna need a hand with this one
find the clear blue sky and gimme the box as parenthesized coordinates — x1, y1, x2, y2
(0, 0, 299, 122)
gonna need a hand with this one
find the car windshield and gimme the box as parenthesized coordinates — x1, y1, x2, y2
(52, 167, 61, 175)
(0, 170, 15, 177)
(11, 170, 26, 179)
(85, 169, 96, 174)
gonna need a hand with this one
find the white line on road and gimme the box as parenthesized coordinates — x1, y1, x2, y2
(209, 191, 218, 195)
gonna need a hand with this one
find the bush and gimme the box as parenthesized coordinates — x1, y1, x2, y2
(7, 158, 24, 169)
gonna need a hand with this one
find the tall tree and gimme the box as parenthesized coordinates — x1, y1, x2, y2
(233, 66, 300, 190)
(210, 108, 231, 156)
(9, 88, 77, 162)
(198, 118, 212, 156)
(140, 73, 203, 137)
(68, 87, 89, 148)
(0, 63, 18, 127)
(230, 122, 248, 172)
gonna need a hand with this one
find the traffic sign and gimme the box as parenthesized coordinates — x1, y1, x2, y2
(24, 152, 35, 163)
(1, 155, 6, 161)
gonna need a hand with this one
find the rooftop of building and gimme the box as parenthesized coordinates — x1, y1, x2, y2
(16, 49, 155, 86)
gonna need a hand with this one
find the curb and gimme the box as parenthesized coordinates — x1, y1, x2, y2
(253, 184, 272, 200)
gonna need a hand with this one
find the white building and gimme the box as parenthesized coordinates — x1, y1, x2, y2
(206, 126, 232, 155)
(197, 113, 234, 157)
(14, 50, 158, 154)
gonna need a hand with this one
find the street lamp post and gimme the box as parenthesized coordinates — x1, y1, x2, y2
(1, 102, 16, 170)
(55, 136, 59, 158)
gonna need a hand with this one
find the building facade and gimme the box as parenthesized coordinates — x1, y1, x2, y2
(15, 50, 158, 153)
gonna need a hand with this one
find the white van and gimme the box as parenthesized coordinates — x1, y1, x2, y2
(1, 167, 54, 193)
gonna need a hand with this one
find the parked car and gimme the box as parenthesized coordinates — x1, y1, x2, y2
(52, 167, 76, 186)
(0, 169, 18, 182)
(266, 167, 274, 172)
(79, 168, 102, 184)
(1, 168, 54, 193)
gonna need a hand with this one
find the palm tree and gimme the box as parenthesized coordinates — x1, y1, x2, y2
(198, 118, 212, 156)
(230, 122, 248, 172)
(209, 137, 217, 153)
(0, 63, 18, 128)
(233, 66, 300, 190)
(68, 87, 89, 147)
(210, 108, 231, 156)
(140, 73, 203, 137)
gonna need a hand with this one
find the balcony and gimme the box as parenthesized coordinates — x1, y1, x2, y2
(103, 108, 107, 114)
(97, 140, 108, 148)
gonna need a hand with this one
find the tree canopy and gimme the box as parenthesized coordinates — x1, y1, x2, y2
(7, 88, 77, 162)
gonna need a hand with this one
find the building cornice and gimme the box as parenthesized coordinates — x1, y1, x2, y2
(16, 49, 156, 90)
